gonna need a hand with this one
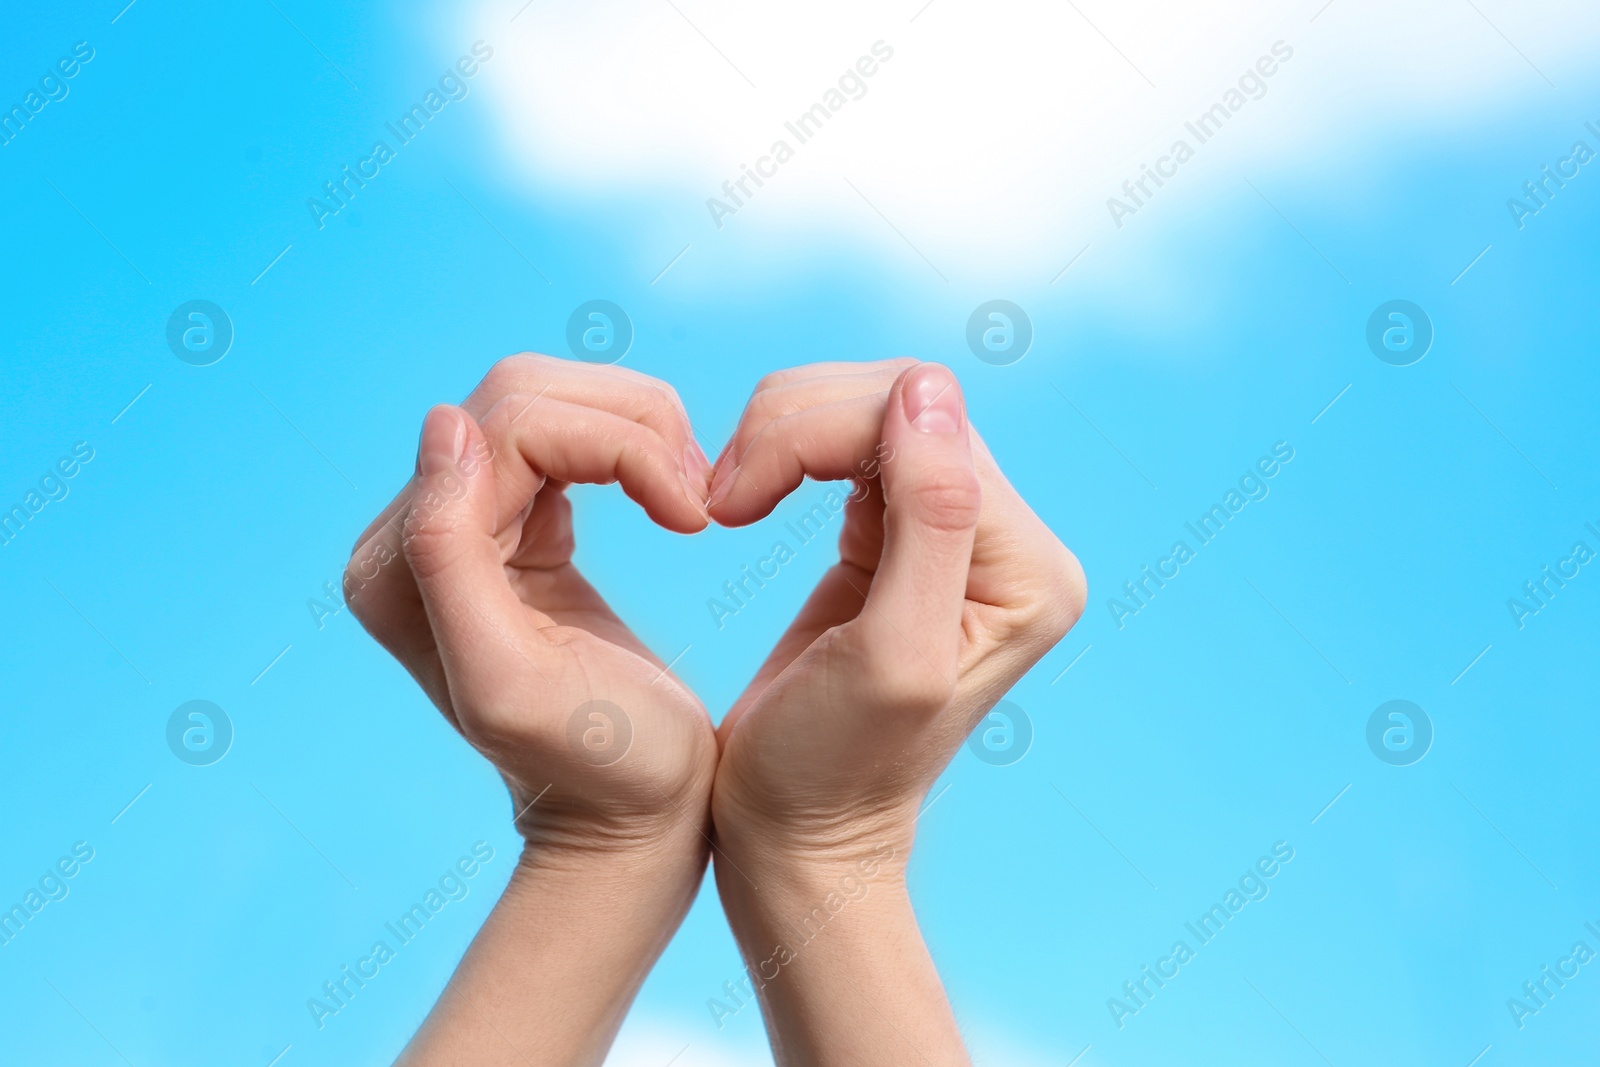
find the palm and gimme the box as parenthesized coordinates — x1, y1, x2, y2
(718, 491, 884, 741)
(706, 361, 1086, 874)
(485, 486, 712, 800)
(357, 474, 713, 835)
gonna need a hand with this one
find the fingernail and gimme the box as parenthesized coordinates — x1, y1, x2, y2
(418, 405, 466, 477)
(708, 463, 739, 509)
(683, 440, 712, 487)
(680, 469, 709, 517)
(904, 364, 963, 433)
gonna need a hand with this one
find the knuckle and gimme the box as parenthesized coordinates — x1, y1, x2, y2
(341, 556, 377, 625)
(752, 368, 795, 395)
(727, 417, 771, 469)
(644, 382, 691, 436)
(733, 412, 800, 479)
(398, 526, 450, 582)
(473, 394, 535, 471)
(342, 532, 401, 622)
(1021, 542, 1088, 642)
(872, 656, 957, 714)
(743, 383, 789, 427)
(457, 699, 524, 751)
(746, 380, 836, 430)
(620, 417, 663, 461)
(398, 494, 467, 580)
(483, 390, 534, 432)
(903, 466, 982, 533)
(654, 380, 686, 415)
(1049, 547, 1090, 634)
(481, 354, 542, 397)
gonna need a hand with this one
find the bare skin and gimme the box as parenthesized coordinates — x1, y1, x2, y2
(706, 360, 1086, 1065)
(345, 356, 719, 1066)
(346, 355, 1086, 1066)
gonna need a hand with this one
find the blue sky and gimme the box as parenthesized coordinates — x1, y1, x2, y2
(1, 1, 1597, 1065)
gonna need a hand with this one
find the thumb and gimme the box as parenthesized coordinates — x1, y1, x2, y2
(402, 405, 556, 713)
(851, 363, 981, 703)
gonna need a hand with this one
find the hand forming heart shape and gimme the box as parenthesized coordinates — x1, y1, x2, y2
(345, 352, 1086, 1066)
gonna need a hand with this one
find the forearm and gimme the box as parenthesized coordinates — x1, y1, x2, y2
(714, 840, 970, 1067)
(398, 832, 708, 1067)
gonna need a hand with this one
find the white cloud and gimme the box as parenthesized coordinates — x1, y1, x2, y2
(465, 0, 1594, 284)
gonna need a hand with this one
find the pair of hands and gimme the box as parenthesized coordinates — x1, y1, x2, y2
(345, 354, 1085, 1066)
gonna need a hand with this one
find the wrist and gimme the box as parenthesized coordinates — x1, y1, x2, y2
(714, 828, 911, 898)
(506, 778, 714, 923)
(709, 835, 969, 1067)
(712, 833, 913, 962)
(710, 764, 921, 879)
(503, 828, 710, 953)
(507, 757, 715, 856)
(398, 815, 711, 1067)
(515, 812, 710, 889)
